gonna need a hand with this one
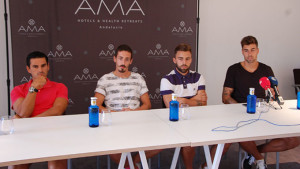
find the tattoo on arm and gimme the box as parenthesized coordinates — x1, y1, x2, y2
(196, 101, 202, 106)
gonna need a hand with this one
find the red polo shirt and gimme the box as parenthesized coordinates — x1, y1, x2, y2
(11, 79, 68, 117)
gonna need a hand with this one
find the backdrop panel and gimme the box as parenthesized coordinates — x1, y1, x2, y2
(9, 0, 197, 114)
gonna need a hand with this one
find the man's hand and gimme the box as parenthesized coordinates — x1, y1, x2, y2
(177, 97, 187, 105)
(31, 76, 47, 89)
(122, 108, 134, 111)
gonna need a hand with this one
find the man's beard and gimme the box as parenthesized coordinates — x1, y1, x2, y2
(176, 64, 189, 74)
(118, 65, 126, 73)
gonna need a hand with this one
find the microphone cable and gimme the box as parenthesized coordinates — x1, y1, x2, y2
(212, 102, 300, 132)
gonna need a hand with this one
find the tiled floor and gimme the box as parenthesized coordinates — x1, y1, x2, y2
(1, 142, 300, 169)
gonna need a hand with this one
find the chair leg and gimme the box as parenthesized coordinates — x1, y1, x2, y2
(276, 152, 280, 169)
(157, 152, 161, 169)
(97, 156, 100, 169)
(67, 159, 72, 169)
(107, 155, 111, 169)
(238, 145, 242, 169)
(148, 158, 151, 169)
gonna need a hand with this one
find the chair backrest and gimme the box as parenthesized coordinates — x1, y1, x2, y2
(293, 69, 300, 95)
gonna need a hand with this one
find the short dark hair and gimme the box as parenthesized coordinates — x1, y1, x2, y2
(26, 51, 48, 67)
(174, 43, 192, 57)
(115, 44, 133, 59)
(241, 36, 258, 48)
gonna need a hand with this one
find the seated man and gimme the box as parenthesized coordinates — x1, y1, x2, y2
(160, 43, 207, 169)
(94, 44, 159, 168)
(10, 51, 68, 169)
(207, 36, 300, 169)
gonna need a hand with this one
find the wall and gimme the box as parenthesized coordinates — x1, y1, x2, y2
(0, 2, 11, 117)
(1, 0, 300, 116)
(198, 0, 300, 105)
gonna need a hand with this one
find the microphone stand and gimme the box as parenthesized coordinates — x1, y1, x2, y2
(4, 0, 11, 116)
(196, 0, 200, 72)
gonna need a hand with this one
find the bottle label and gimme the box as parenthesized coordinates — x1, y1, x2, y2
(90, 107, 98, 113)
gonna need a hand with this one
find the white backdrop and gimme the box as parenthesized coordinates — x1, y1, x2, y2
(198, 0, 300, 105)
(1, 0, 300, 116)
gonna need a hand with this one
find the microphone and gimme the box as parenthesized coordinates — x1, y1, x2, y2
(268, 76, 284, 105)
(259, 77, 273, 103)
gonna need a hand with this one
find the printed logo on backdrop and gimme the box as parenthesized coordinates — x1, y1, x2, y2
(131, 66, 146, 79)
(48, 44, 73, 62)
(20, 76, 32, 84)
(149, 88, 162, 104)
(171, 21, 193, 37)
(18, 19, 46, 37)
(74, 68, 99, 85)
(74, 0, 145, 30)
(98, 44, 115, 60)
(68, 98, 75, 107)
(147, 44, 170, 60)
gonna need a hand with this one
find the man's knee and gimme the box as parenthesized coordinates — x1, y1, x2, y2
(48, 159, 67, 169)
(181, 146, 195, 153)
(284, 137, 300, 150)
(8, 164, 30, 169)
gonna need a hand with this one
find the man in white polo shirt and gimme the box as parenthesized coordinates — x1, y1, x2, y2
(160, 43, 207, 169)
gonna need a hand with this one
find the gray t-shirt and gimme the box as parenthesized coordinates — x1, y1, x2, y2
(95, 72, 148, 111)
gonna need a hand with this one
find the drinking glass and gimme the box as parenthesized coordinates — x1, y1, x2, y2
(180, 104, 191, 120)
(256, 98, 270, 113)
(0, 116, 14, 135)
(100, 109, 112, 126)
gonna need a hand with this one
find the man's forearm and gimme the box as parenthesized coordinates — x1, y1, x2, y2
(35, 106, 66, 117)
(135, 103, 151, 110)
(222, 96, 238, 104)
(187, 99, 207, 106)
(16, 94, 37, 118)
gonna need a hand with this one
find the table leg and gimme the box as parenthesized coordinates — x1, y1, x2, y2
(211, 144, 224, 169)
(203, 145, 212, 169)
(118, 152, 127, 169)
(139, 151, 149, 169)
(127, 153, 135, 169)
(170, 147, 181, 169)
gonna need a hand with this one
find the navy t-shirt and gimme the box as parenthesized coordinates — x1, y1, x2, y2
(223, 62, 274, 103)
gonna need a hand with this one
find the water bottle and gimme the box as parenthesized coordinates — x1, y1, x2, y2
(169, 93, 179, 121)
(89, 97, 99, 127)
(297, 91, 300, 110)
(247, 88, 257, 114)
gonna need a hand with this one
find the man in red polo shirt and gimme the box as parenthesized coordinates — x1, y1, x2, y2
(10, 51, 68, 169)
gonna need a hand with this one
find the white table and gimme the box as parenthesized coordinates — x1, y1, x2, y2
(1, 100, 300, 169)
(153, 100, 300, 169)
(0, 110, 189, 168)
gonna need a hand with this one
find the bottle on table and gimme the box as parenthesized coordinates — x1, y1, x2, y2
(247, 88, 257, 114)
(89, 97, 99, 127)
(169, 93, 179, 121)
(297, 91, 300, 110)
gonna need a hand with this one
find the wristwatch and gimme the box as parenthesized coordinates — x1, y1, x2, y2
(29, 86, 38, 93)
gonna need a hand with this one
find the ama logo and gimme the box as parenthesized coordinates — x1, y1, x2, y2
(131, 66, 146, 78)
(171, 21, 193, 37)
(18, 19, 46, 36)
(149, 88, 162, 104)
(99, 44, 115, 60)
(147, 44, 169, 60)
(75, 0, 145, 16)
(20, 76, 32, 83)
(74, 68, 99, 84)
(48, 44, 73, 62)
(68, 98, 75, 107)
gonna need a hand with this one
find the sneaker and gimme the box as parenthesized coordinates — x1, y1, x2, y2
(242, 152, 255, 169)
(256, 159, 267, 169)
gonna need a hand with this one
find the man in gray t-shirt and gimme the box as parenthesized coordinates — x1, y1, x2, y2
(94, 44, 151, 112)
(94, 44, 158, 168)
